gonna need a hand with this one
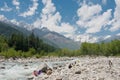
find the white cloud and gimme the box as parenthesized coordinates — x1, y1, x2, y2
(117, 33, 120, 36)
(76, 3, 112, 33)
(75, 34, 98, 43)
(109, 0, 120, 32)
(77, 4, 102, 22)
(86, 9, 112, 33)
(10, 19, 33, 30)
(33, 0, 75, 38)
(0, 15, 7, 21)
(19, 0, 38, 17)
(42, 0, 56, 15)
(10, 19, 20, 25)
(0, 2, 12, 12)
(104, 35, 111, 40)
(12, 0, 20, 10)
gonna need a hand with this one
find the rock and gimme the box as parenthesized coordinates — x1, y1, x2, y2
(56, 78, 62, 80)
(68, 64, 72, 69)
(44, 76, 49, 79)
(59, 65, 62, 68)
(108, 60, 113, 69)
(27, 77, 34, 80)
(24, 64, 28, 66)
(46, 69, 52, 75)
(75, 71, 81, 74)
(98, 78, 105, 80)
(0, 67, 5, 69)
(12, 57, 17, 60)
(24, 67, 29, 69)
(53, 66, 57, 69)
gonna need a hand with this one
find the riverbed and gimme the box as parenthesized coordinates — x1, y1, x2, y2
(0, 57, 120, 80)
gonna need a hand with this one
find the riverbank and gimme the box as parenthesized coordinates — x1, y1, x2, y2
(0, 56, 120, 80)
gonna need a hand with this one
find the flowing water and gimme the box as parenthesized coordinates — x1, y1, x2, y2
(0, 58, 72, 80)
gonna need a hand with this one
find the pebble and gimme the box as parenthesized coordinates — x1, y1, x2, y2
(56, 78, 62, 80)
(75, 71, 81, 74)
(0, 66, 5, 69)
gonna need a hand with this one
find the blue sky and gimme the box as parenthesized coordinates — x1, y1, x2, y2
(0, 0, 120, 42)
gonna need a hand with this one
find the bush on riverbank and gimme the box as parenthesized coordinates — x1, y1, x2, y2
(80, 40, 120, 56)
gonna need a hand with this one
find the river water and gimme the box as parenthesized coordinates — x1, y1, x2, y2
(0, 58, 71, 80)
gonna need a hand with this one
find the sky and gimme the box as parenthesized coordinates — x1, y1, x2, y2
(0, 0, 120, 43)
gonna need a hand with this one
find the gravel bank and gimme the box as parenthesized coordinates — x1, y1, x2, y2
(0, 57, 120, 80)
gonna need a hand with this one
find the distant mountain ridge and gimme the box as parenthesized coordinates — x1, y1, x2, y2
(0, 20, 31, 36)
(33, 28, 80, 49)
(0, 21, 22, 37)
(102, 34, 120, 42)
(0, 20, 80, 50)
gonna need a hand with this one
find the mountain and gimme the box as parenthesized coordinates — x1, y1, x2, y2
(97, 34, 120, 43)
(102, 35, 120, 42)
(0, 21, 21, 37)
(33, 28, 80, 50)
(0, 21, 31, 37)
(0, 21, 80, 50)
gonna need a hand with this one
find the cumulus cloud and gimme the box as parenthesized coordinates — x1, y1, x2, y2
(76, 3, 112, 34)
(12, 0, 20, 10)
(10, 19, 33, 30)
(104, 35, 111, 40)
(0, 15, 7, 21)
(86, 9, 112, 33)
(33, 0, 75, 38)
(109, 0, 120, 32)
(75, 34, 99, 43)
(42, 0, 56, 15)
(117, 33, 120, 36)
(10, 19, 20, 26)
(77, 4, 102, 27)
(19, 0, 38, 17)
(0, 2, 12, 12)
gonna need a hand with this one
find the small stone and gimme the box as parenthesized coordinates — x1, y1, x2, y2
(24, 64, 28, 66)
(56, 78, 62, 80)
(59, 65, 62, 68)
(53, 66, 57, 69)
(0, 67, 5, 69)
(68, 64, 72, 69)
(98, 78, 105, 80)
(24, 67, 28, 69)
(46, 69, 52, 75)
(45, 77, 49, 79)
(27, 77, 34, 80)
(75, 71, 81, 74)
(12, 57, 16, 60)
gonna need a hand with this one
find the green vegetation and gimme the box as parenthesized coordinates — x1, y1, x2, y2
(8, 33, 56, 52)
(0, 33, 120, 58)
(48, 40, 120, 57)
(0, 33, 57, 58)
(80, 40, 120, 56)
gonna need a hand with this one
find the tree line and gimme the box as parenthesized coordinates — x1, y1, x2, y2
(0, 33, 56, 58)
(46, 39, 120, 57)
(0, 33, 120, 58)
(8, 33, 56, 52)
(80, 40, 120, 56)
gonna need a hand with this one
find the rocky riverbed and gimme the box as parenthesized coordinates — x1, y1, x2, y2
(0, 57, 120, 80)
